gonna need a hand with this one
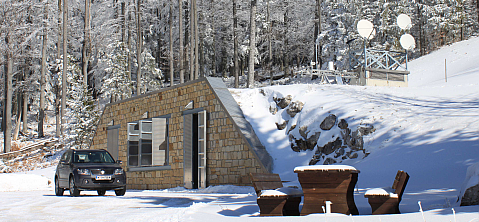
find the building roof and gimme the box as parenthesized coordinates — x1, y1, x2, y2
(205, 77, 273, 173)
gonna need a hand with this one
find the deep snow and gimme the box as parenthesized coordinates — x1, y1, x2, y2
(1, 37, 479, 221)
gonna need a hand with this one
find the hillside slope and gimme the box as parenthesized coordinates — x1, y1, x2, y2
(231, 37, 479, 213)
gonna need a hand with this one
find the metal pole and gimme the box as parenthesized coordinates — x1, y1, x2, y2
(445, 59, 447, 82)
(364, 41, 367, 68)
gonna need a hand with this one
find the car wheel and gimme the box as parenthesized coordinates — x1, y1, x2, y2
(69, 176, 80, 197)
(97, 189, 106, 196)
(115, 187, 126, 196)
(55, 177, 64, 196)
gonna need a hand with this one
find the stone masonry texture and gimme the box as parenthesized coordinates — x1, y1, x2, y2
(92, 78, 267, 190)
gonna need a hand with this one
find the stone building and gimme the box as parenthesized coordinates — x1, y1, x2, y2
(91, 77, 272, 190)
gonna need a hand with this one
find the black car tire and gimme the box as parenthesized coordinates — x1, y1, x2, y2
(55, 177, 64, 196)
(115, 187, 126, 196)
(69, 176, 80, 197)
(97, 189, 106, 196)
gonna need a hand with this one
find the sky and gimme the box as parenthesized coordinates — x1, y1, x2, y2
(0, 37, 479, 221)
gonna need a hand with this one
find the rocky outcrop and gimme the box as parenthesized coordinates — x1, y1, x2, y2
(274, 95, 292, 109)
(286, 101, 304, 117)
(271, 95, 375, 166)
(288, 115, 375, 165)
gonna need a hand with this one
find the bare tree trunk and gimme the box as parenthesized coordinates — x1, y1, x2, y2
(82, 0, 91, 88)
(314, 0, 322, 68)
(477, 0, 479, 24)
(56, 0, 62, 137)
(267, 0, 273, 85)
(13, 111, 21, 141)
(39, 32, 47, 138)
(417, 2, 425, 56)
(211, 0, 216, 77)
(23, 93, 28, 134)
(136, 0, 142, 96)
(233, 0, 239, 88)
(121, 2, 126, 42)
(247, 0, 256, 88)
(179, 0, 184, 83)
(283, 0, 290, 78)
(189, 0, 194, 81)
(61, 0, 68, 135)
(4, 46, 13, 153)
(169, 0, 174, 86)
(194, 0, 199, 79)
(127, 2, 132, 91)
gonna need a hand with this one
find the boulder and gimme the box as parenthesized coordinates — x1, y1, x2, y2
(460, 162, 479, 206)
(316, 137, 342, 155)
(338, 119, 349, 129)
(323, 158, 337, 165)
(320, 114, 337, 130)
(461, 184, 479, 206)
(348, 152, 359, 159)
(275, 120, 288, 130)
(307, 131, 321, 150)
(274, 95, 292, 109)
(286, 101, 304, 117)
(358, 124, 375, 136)
(269, 103, 278, 115)
(299, 126, 308, 139)
(287, 124, 297, 134)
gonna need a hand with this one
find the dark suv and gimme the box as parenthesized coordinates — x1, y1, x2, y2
(55, 149, 127, 196)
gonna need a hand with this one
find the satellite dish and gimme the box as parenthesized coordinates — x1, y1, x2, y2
(397, 14, 412, 30)
(400, 34, 416, 50)
(357, 20, 375, 40)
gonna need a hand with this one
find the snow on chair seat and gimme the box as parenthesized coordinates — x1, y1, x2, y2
(250, 173, 302, 216)
(364, 187, 399, 198)
(259, 187, 304, 198)
(364, 170, 409, 215)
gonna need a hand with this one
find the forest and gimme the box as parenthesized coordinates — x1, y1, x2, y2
(0, 0, 478, 152)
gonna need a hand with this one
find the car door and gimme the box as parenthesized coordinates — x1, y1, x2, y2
(57, 150, 72, 187)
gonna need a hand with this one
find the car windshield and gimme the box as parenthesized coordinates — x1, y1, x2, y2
(73, 151, 115, 163)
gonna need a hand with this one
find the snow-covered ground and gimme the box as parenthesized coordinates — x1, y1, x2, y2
(1, 37, 479, 221)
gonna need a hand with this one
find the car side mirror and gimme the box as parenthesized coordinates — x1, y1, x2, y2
(60, 160, 68, 165)
(116, 160, 122, 164)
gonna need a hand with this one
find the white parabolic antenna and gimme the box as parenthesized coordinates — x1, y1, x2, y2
(400, 34, 416, 50)
(357, 20, 375, 39)
(397, 14, 412, 30)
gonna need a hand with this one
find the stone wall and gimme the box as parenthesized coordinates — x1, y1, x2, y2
(92, 78, 266, 190)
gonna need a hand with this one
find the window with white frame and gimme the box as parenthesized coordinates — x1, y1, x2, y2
(128, 117, 169, 167)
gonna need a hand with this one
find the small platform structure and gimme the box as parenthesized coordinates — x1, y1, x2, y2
(294, 165, 360, 215)
(349, 48, 410, 87)
(364, 170, 410, 214)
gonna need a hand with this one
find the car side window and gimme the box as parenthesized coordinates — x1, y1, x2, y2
(61, 151, 72, 164)
(67, 151, 73, 164)
(60, 152, 68, 162)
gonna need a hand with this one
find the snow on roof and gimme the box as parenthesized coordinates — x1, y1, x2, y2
(294, 165, 358, 172)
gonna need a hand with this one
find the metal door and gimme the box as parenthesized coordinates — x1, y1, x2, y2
(197, 111, 207, 189)
(183, 114, 193, 189)
(107, 125, 120, 160)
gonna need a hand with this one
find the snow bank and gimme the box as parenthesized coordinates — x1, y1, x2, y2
(160, 185, 255, 194)
(0, 173, 52, 192)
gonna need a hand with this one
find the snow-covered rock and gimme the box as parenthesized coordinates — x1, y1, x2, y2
(459, 162, 479, 206)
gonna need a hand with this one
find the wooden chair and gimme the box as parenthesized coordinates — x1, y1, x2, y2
(364, 170, 410, 215)
(249, 173, 303, 216)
